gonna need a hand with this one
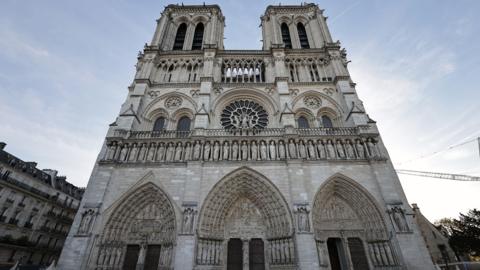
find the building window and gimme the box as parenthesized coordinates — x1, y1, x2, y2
(297, 116, 310, 128)
(321, 115, 333, 128)
(281, 23, 292, 49)
(173, 23, 187, 50)
(177, 116, 191, 131)
(192, 23, 204, 50)
(297, 23, 310, 49)
(153, 117, 166, 131)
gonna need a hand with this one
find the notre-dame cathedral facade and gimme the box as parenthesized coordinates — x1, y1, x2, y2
(58, 3, 435, 270)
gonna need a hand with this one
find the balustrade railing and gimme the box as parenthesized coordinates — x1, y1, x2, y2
(112, 127, 365, 140)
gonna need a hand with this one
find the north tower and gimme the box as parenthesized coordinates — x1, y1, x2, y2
(59, 3, 435, 270)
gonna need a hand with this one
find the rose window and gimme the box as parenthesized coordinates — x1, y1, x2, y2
(221, 100, 268, 130)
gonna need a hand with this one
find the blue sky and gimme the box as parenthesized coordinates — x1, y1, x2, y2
(0, 0, 479, 221)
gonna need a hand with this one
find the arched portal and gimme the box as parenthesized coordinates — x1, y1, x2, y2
(94, 183, 176, 270)
(312, 175, 400, 270)
(197, 167, 296, 269)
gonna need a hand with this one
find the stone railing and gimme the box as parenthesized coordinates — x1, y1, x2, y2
(102, 127, 384, 164)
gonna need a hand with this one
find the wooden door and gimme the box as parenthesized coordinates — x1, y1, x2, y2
(249, 238, 265, 270)
(144, 245, 161, 270)
(122, 245, 140, 270)
(227, 238, 243, 270)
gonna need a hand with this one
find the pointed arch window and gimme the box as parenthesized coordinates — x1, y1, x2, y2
(173, 23, 187, 50)
(281, 23, 292, 49)
(321, 115, 333, 128)
(177, 116, 191, 131)
(297, 23, 310, 49)
(153, 117, 166, 131)
(297, 116, 310, 128)
(192, 23, 204, 50)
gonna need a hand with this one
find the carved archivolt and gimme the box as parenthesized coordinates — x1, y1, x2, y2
(95, 183, 176, 269)
(197, 168, 293, 239)
(312, 175, 387, 241)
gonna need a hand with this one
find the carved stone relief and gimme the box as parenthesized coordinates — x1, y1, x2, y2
(77, 208, 96, 235)
(303, 96, 321, 109)
(165, 96, 183, 109)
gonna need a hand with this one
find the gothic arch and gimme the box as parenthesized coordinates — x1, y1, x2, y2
(291, 90, 344, 114)
(198, 167, 293, 239)
(312, 174, 387, 241)
(143, 92, 198, 117)
(95, 182, 177, 269)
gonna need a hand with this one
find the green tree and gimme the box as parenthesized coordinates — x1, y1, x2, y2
(449, 209, 480, 260)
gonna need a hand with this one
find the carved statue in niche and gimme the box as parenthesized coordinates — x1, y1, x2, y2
(182, 207, 197, 234)
(326, 140, 336, 159)
(307, 140, 316, 159)
(128, 143, 138, 162)
(166, 142, 175, 161)
(232, 141, 239, 161)
(157, 142, 166, 161)
(260, 141, 268, 160)
(269, 141, 276, 160)
(212, 141, 220, 161)
(355, 139, 365, 159)
(288, 139, 297, 159)
(222, 141, 230, 160)
(298, 140, 307, 159)
(336, 140, 346, 159)
(78, 209, 96, 235)
(147, 143, 156, 161)
(389, 206, 410, 232)
(241, 141, 248, 160)
(107, 142, 117, 160)
(345, 140, 356, 159)
(139, 143, 148, 161)
(278, 140, 286, 159)
(193, 141, 201, 160)
(204, 142, 212, 161)
(367, 138, 379, 158)
(174, 142, 183, 161)
(184, 142, 192, 161)
(295, 205, 310, 232)
(251, 141, 258, 160)
(119, 144, 128, 161)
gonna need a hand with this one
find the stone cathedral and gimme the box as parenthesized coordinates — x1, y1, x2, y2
(58, 3, 436, 270)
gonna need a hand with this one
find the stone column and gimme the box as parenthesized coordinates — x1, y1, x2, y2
(243, 239, 249, 270)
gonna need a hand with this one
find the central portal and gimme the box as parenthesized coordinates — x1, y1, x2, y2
(226, 238, 265, 270)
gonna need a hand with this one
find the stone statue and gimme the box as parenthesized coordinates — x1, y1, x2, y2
(119, 144, 128, 161)
(138, 143, 147, 161)
(251, 141, 258, 160)
(106, 142, 117, 160)
(307, 140, 316, 159)
(367, 138, 379, 158)
(241, 141, 248, 160)
(222, 141, 229, 160)
(278, 140, 286, 159)
(232, 141, 239, 160)
(317, 140, 326, 159)
(391, 207, 409, 232)
(260, 141, 268, 160)
(203, 141, 211, 161)
(136, 243, 147, 269)
(147, 143, 156, 161)
(128, 143, 138, 162)
(288, 139, 297, 159)
(157, 142, 166, 161)
(326, 140, 336, 159)
(166, 142, 175, 161)
(345, 140, 356, 159)
(78, 209, 95, 234)
(184, 142, 192, 161)
(193, 141, 201, 160)
(212, 141, 220, 161)
(174, 142, 183, 161)
(182, 207, 196, 234)
(355, 139, 365, 159)
(336, 141, 346, 159)
(269, 141, 277, 160)
(298, 140, 307, 159)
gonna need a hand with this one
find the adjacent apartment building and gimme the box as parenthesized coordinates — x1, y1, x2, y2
(0, 142, 84, 268)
